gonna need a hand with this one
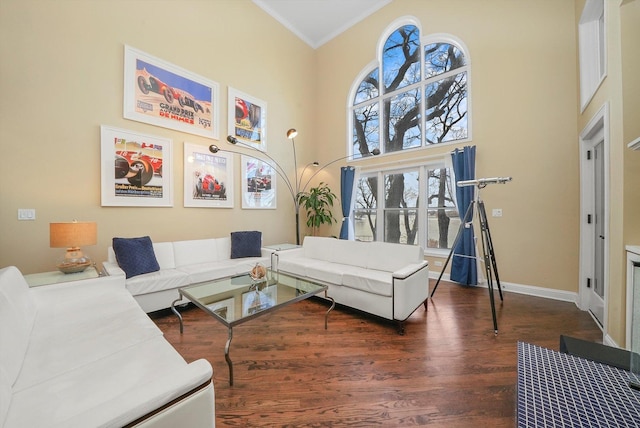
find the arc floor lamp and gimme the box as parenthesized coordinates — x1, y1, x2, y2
(210, 129, 379, 245)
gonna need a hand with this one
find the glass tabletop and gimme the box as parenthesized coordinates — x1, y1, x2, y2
(179, 269, 327, 327)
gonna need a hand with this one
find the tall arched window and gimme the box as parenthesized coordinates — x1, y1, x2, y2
(350, 19, 471, 158)
(348, 18, 471, 251)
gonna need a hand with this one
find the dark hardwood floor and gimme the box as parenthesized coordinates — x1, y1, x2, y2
(151, 279, 602, 427)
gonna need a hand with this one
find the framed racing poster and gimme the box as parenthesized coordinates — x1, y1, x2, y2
(241, 155, 276, 209)
(124, 45, 219, 140)
(100, 125, 173, 207)
(184, 142, 234, 208)
(228, 88, 267, 152)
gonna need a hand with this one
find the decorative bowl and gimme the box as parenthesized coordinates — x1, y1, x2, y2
(249, 263, 267, 281)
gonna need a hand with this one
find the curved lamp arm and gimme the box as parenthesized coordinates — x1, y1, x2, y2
(299, 148, 380, 194)
(225, 136, 296, 199)
(219, 131, 379, 245)
(209, 144, 297, 207)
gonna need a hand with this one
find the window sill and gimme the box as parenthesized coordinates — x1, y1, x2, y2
(424, 248, 451, 259)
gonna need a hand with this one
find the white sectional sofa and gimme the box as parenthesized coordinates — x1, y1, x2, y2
(274, 237, 429, 333)
(103, 235, 271, 313)
(0, 265, 214, 428)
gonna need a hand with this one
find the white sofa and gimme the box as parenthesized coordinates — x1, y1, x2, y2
(274, 237, 429, 333)
(103, 236, 271, 313)
(0, 265, 214, 428)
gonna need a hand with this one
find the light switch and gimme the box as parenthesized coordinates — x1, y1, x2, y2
(18, 209, 36, 221)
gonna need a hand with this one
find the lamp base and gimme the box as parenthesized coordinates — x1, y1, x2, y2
(57, 261, 91, 274)
(56, 248, 92, 274)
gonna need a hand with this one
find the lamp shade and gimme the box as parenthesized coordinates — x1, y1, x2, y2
(286, 128, 298, 139)
(50, 222, 97, 248)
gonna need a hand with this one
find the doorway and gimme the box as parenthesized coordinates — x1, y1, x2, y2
(579, 104, 608, 331)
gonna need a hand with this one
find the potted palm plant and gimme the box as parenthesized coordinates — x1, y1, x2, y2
(296, 182, 338, 237)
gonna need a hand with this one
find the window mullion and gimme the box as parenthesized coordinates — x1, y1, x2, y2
(377, 170, 384, 242)
(423, 65, 468, 84)
(418, 166, 427, 249)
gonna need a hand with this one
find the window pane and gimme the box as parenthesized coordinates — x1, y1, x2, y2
(426, 167, 456, 249)
(384, 209, 417, 244)
(424, 43, 466, 78)
(384, 89, 421, 153)
(427, 208, 459, 249)
(382, 25, 420, 93)
(356, 175, 377, 208)
(354, 211, 376, 242)
(353, 102, 379, 157)
(427, 168, 455, 209)
(425, 72, 468, 145)
(354, 68, 379, 105)
(384, 171, 418, 208)
(384, 172, 418, 245)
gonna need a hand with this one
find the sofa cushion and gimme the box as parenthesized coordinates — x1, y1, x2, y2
(301, 236, 332, 262)
(173, 239, 218, 267)
(304, 260, 345, 286)
(366, 241, 423, 272)
(15, 280, 162, 391)
(0, 266, 37, 424)
(326, 239, 370, 268)
(276, 258, 308, 278)
(230, 231, 262, 259)
(125, 269, 190, 297)
(342, 269, 394, 297)
(5, 337, 194, 428)
(215, 236, 231, 260)
(151, 242, 177, 270)
(113, 236, 160, 279)
(178, 261, 242, 284)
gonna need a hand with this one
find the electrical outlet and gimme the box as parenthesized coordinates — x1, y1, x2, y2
(492, 208, 503, 217)
(434, 261, 443, 267)
(18, 209, 36, 221)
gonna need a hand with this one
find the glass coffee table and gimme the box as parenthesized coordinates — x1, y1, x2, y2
(171, 269, 334, 385)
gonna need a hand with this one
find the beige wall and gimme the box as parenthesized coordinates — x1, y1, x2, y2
(316, 0, 580, 292)
(0, 0, 317, 274)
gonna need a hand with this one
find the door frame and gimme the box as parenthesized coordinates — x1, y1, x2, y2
(578, 102, 609, 337)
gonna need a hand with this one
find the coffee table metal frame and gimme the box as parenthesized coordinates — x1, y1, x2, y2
(171, 269, 334, 386)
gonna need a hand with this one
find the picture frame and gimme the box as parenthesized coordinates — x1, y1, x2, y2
(241, 155, 276, 209)
(124, 45, 219, 140)
(184, 142, 234, 208)
(100, 125, 173, 207)
(228, 87, 266, 151)
(242, 285, 277, 317)
(206, 297, 235, 322)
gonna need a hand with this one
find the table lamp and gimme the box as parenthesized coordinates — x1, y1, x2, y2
(50, 221, 97, 273)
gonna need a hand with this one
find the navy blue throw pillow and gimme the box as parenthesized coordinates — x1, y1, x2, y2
(112, 236, 160, 279)
(230, 231, 262, 259)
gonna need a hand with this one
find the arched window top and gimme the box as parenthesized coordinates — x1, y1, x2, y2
(354, 68, 379, 105)
(424, 42, 466, 78)
(382, 24, 421, 93)
(423, 33, 470, 78)
(349, 18, 471, 158)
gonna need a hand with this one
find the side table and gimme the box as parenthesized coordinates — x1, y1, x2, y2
(25, 266, 101, 287)
(262, 243, 301, 270)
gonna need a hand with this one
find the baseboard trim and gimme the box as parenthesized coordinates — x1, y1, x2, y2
(428, 272, 578, 305)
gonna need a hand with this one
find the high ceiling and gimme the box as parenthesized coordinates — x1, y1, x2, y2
(252, 0, 393, 49)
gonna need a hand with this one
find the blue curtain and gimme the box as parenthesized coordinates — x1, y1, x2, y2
(339, 166, 356, 240)
(450, 146, 478, 285)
